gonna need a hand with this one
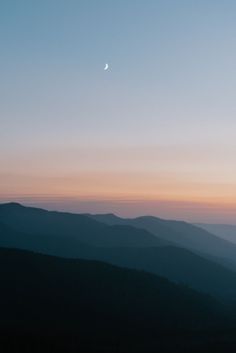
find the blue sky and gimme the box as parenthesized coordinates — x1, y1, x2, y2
(1, 1, 236, 222)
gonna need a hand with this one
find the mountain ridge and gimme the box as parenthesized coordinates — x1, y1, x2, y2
(1, 203, 236, 301)
(1, 246, 234, 352)
(88, 212, 236, 269)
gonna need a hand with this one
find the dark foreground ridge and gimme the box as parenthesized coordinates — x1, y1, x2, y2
(0, 247, 236, 353)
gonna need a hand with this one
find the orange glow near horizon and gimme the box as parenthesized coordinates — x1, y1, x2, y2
(1, 142, 236, 223)
(1, 168, 236, 224)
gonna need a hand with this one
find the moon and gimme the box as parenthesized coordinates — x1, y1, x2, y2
(104, 63, 109, 71)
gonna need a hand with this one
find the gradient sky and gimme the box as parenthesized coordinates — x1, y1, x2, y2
(1, 0, 236, 223)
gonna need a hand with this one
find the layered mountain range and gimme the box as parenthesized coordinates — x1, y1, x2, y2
(0, 202, 236, 352)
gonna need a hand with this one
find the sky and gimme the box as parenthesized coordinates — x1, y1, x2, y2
(1, 0, 236, 223)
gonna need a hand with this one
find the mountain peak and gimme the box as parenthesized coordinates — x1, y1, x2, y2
(0, 202, 24, 209)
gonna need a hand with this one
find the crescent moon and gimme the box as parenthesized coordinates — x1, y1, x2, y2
(104, 63, 109, 71)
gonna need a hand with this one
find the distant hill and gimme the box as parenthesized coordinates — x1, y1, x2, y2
(0, 221, 91, 258)
(89, 213, 236, 270)
(0, 203, 164, 248)
(196, 223, 236, 245)
(0, 247, 234, 353)
(1, 204, 236, 301)
(81, 245, 236, 302)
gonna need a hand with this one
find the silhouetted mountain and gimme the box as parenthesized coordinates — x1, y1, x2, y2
(1, 204, 236, 301)
(0, 203, 164, 248)
(0, 247, 235, 353)
(196, 223, 236, 245)
(0, 221, 91, 258)
(81, 245, 236, 302)
(89, 214, 236, 270)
